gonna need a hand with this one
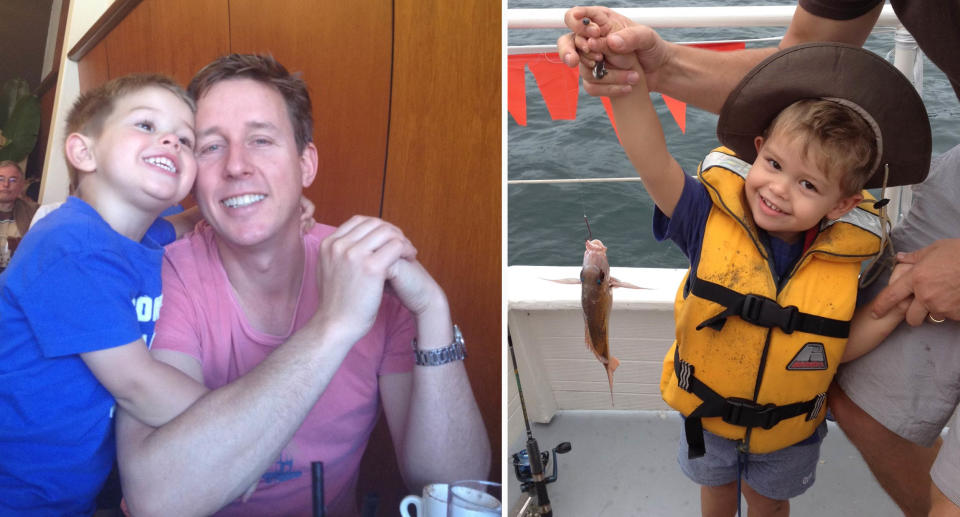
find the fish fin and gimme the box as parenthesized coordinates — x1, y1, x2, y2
(544, 277, 581, 284)
(606, 355, 620, 406)
(610, 277, 647, 289)
(584, 326, 594, 353)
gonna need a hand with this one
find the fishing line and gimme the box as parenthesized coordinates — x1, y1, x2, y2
(577, 184, 593, 242)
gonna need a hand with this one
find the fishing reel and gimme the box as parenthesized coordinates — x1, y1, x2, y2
(512, 441, 571, 493)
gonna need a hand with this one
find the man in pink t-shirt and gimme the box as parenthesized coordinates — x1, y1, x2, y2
(115, 54, 491, 517)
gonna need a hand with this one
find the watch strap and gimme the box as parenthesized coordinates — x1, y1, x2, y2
(413, 325, 466, 366)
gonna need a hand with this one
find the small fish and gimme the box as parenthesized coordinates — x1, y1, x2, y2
(552, 239, 644, 405)
(592, 58, 608, 80)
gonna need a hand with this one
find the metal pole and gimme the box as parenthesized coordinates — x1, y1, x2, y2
(887, 27, 923, 223)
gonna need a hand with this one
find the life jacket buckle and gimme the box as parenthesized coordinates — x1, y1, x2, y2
(722, 397, 779, 430)
(739, 294, 799, 334)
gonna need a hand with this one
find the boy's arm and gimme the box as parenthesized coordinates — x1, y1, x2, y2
(843, 263, 912, 362)
(163, 206, 203, 239)
(81, 341, 208, 427)
(608, 65, 685, 217)
(842, 299, 907, 362)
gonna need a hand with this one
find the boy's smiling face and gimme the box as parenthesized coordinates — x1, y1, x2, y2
(744, 131, 863, 244)
(87, 86, 197, 214)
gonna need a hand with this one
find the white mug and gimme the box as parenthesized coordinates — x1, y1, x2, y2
(400, 483, 448, 517)
(446, 480, 501, 516)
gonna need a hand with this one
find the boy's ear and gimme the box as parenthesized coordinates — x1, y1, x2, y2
(64, 133, 97, 173)
(826, 192, 864, 220)
(754, 136, 765, 154)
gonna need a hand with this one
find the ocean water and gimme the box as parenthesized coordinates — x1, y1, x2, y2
(507, 0, 960, 268)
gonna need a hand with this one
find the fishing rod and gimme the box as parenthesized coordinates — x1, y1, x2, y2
(509, 332, 571, 517)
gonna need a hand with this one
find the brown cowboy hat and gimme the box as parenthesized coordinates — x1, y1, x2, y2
(716, 42, 930, 188)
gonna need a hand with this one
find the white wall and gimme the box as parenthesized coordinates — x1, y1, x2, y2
(37, 0, 114, 205)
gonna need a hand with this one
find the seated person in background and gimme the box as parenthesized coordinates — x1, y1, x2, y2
(0, 74, 210, 515)
(0, 160, 38, 252)
(598, 39, 927, 516)
(117, 54, 491, 517)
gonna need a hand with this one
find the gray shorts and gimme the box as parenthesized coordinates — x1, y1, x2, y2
(677, 422, 827, 500)
(933, 410, 960, 505)
(838, 144, 960, 504)
(836, 315, 960, 446)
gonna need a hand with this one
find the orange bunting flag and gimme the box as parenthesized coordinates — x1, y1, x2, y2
(600, 97, 621, 144)
(508, 56, 528, 126)
(662, 95, 688, 134)
(528, 57, 580, 120)
(507, 40, 746, 132)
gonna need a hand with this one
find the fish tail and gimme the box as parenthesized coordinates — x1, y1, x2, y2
(606, 355, 620, 406)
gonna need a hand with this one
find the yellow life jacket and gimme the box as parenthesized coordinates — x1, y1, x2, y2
(660, 147, 883, 455)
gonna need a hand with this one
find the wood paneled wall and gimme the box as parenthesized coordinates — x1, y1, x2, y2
(228, 0, 393, 225)
(69, 0, 501, 514)
(384, 0, 502, 484)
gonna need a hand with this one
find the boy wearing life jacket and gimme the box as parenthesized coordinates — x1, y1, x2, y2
(598, 42, 931, 515)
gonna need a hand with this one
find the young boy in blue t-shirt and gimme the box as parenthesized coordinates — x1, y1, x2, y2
(0, 74, 209, 515)
(583, 41, 931, 515)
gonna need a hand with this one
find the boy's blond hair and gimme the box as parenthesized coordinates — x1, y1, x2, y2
(763, 99, 879, 196)
(64, 74, 195, 189)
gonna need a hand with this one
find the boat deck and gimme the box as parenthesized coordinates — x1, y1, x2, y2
(507, 410, 900, 516)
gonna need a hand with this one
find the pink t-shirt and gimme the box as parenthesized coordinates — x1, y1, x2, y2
(153, 223, 415, 517)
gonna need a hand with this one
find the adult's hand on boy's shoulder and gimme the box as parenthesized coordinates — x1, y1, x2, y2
(872, 239, 960, 325)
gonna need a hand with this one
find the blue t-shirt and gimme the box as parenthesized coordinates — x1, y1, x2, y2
(0, 196, 164, 515)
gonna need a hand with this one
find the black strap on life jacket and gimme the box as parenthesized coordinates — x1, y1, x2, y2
(691, 277, 850, 338)
(675, 347, 826, 458)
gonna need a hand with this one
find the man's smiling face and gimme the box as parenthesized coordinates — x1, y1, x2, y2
(193, 78, 316, 248)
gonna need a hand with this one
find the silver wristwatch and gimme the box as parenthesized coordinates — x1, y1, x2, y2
(413, 325, 466, 366)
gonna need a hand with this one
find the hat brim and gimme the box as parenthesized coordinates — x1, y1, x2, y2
(716, 42, 930, 188)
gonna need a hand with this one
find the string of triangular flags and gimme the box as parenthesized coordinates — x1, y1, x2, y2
(508, 41, 746, 134)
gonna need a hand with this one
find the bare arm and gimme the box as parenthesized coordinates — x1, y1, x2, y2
(117, 321, 355, 516)
(558, 4, 882, 113)
(608, 68, 685, 216)
(117, 216, 418, 517)
(843, 262, 912, 362)
(163, 206, 203, 239)
(379, 272, 491, 491)
(81, 340, 207, 427)
(842, 299, 907, 362)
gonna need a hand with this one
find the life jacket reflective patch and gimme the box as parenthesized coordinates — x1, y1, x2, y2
(787, 342, 828, 370)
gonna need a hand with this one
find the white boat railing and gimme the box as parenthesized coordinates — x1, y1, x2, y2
(507, 5, 899, 29)
(507, 5, 921, 220)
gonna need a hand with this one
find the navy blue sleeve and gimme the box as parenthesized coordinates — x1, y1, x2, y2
(652, 173, 712, 263)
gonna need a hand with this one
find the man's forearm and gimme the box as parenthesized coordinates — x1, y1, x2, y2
(118, 318, 357, 517)
(397, 305, 491, 490)
(656, 45, 777, 114)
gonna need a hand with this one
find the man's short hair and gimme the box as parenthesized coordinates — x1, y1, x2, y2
(64, 74, 195, 189)
(188, 54, 314, 153)
(763, 99, 879, 195)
